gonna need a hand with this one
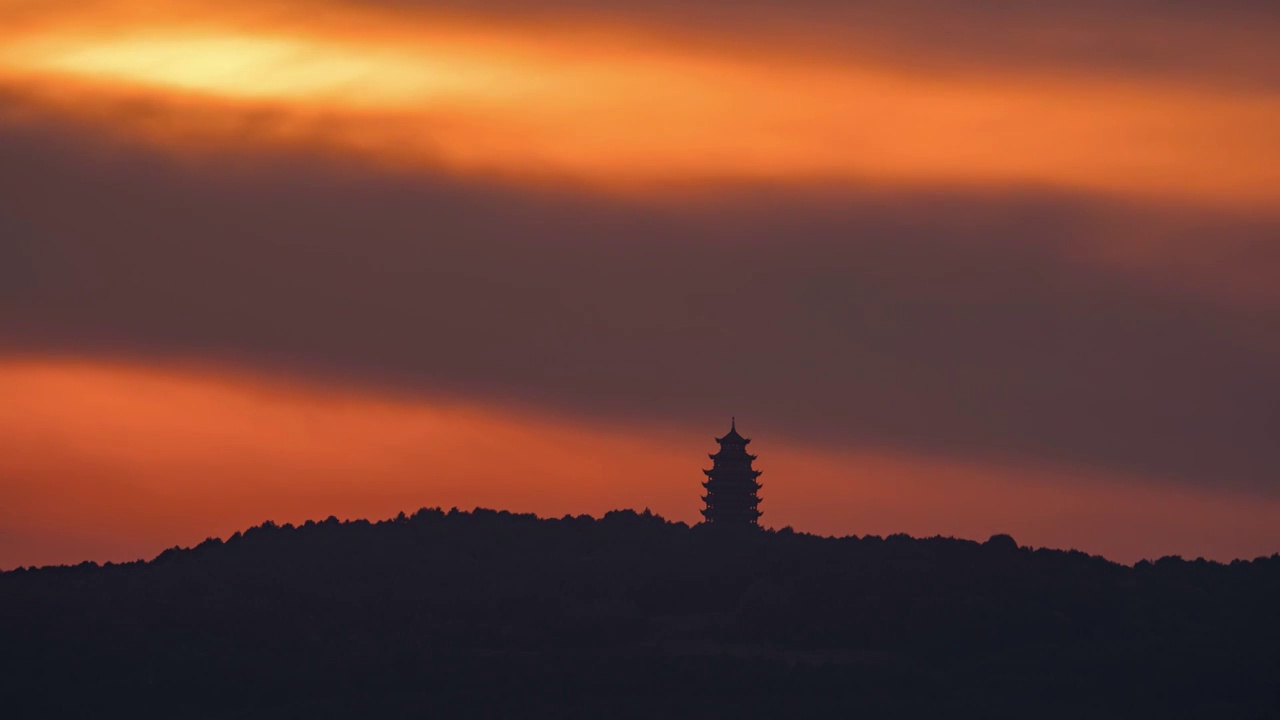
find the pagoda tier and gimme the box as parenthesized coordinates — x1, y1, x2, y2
(702, 477, 763, 493)
(702, 469, 762, 479)
(707, 451, 758, 462)
(700, 493, 761, 507)
(699, 419, 764, 528)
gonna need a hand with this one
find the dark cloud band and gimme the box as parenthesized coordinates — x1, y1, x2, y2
(2, 117, 1277, 494)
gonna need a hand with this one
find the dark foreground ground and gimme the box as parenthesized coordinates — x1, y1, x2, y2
(2, 508, 1278, 718)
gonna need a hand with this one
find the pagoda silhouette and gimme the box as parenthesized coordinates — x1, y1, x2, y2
(701, 418, 763, 527)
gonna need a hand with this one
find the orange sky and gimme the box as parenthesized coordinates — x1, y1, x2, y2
(2, 358, 1276, 569)
(1, 0, 1278, 207)
(1, 0, 1277, 570)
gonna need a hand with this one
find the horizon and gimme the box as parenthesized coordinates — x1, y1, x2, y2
(3, 0, 1279, 572)
(10, 503, 1278, 575)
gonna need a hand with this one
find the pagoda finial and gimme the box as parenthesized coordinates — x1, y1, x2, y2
(731, 416, 736, 431)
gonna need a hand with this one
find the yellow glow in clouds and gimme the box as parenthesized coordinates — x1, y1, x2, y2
(10, 34, 519, 104)
(1, 0, 1279, 205)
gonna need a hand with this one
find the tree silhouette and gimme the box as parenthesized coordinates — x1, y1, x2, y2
(1, 507, 1277, 718)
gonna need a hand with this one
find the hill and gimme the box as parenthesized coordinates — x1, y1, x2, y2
(2, 508, 1278, 718)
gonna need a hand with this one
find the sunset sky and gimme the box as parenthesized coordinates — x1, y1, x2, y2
(2, 0, 1278, 568)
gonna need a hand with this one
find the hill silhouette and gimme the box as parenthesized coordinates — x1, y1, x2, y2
(2, 508, 1278, 718)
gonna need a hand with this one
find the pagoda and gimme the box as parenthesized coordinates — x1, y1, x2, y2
(701, 419, 763, 527)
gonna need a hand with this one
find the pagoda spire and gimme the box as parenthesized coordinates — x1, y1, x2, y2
(700, 419, 763, 528)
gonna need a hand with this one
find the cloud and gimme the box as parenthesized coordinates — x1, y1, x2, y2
(1, 117, 1277, 496)
(220, 0, 1280, 92)
(113, 0, 1278, 91)
(1, 1, 1278, 207)
(6, 0, 1278, 101)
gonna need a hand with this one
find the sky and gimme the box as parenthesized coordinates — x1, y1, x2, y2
(1, 0, 1278, 568)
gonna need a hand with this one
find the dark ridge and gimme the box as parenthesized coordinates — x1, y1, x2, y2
(2, 507, 1278, 718)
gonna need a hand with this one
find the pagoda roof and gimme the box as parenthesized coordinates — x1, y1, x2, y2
(715, 417, 750, 445)
(709, 451, 758, 461)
